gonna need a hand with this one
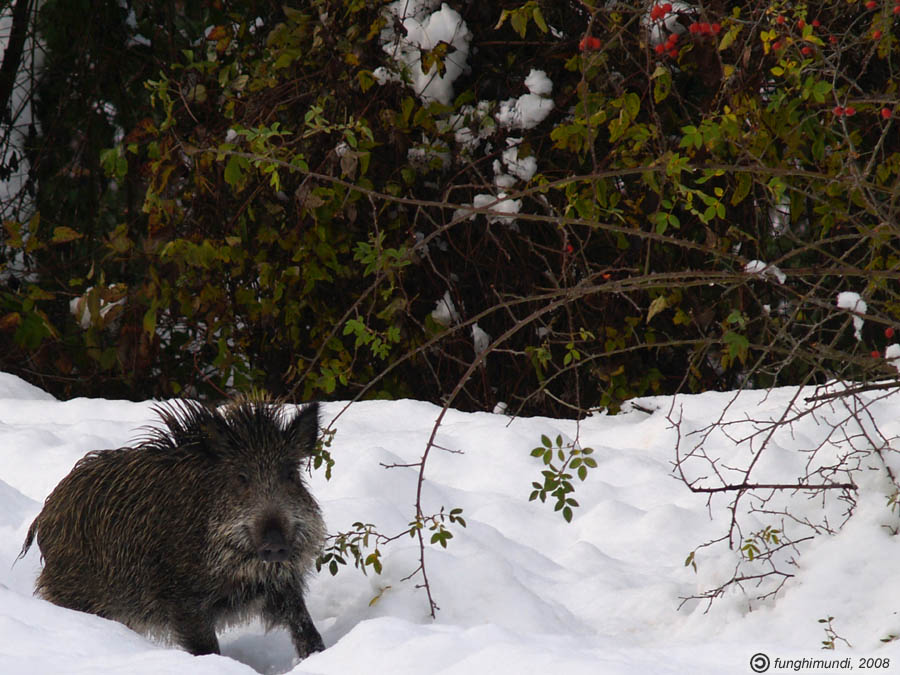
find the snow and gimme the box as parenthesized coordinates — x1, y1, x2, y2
(837, 291, 867, 341)
(69, 286, 127, 329)
(470, 192, 521, 224)
(744, 260, 786, 284)
(885, 344, 900, 372)
(431, 290, 459, 326)
(523, 69, 553, 97)
(471, 323, 490, 354)
(4, 373, 900, 673)
(380, 2, 472, 105)
(769, 195, 791, 235)
(496, 69, 554, 130)
(501, 139, 538, 182)
(496, 92, 554, 131)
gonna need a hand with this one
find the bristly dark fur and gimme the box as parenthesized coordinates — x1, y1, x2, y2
(18, 395, 326, 659)
(137, 396, 320, 462)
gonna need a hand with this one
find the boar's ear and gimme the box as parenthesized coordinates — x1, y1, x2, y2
(287, 402, 320, 457)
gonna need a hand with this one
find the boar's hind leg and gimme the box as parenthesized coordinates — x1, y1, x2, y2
(174, 614, 220, 656)
(265, 594, 325, 659)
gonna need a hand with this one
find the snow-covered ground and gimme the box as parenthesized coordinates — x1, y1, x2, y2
(3, 371, 900, 673)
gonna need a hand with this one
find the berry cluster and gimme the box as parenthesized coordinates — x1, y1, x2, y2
(688, 22, 722, 36)
(649, 3, 673, 21)
(578, 35, 602, 52)
(833, 106, 894, 119)
(654, 32, 679, 58)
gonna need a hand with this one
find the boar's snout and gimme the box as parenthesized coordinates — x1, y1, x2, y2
(258, 520, 291, 562)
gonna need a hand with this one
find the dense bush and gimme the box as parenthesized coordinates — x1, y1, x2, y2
(3, 0, 900, 415)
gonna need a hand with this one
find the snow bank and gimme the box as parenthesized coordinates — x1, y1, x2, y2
(3, 373, 900, 673)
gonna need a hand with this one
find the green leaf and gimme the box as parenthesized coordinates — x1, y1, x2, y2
(731, 172, 751, 206)
(143, 306, 157, 336)
(718, 24, 740, 52)
(651, 65, 671, 103)
(532, 7, 548, 33)
(51, 226, 83, 244)
(510, 10, 528, 38)
(623, 92, 640, 119)
(224, 154, 248, 187)
(723, 330, 750, 363)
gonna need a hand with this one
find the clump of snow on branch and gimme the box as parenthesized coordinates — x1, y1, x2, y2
(885, 344, 900, 373)
(501, 138, 537, 182)
(769, 196, 791, 236)
(431, 290, 460, 326)
(743, 260, 786, 284)
(836, 291, 867, 341)
(471, 192, 521, 225)
(472, 323, 490, 355)
(496, 69, 554, 130)
(69, 286, 126, 330)
(376, 1, 472, 105)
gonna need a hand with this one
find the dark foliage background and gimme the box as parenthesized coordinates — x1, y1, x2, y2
(2, 0, 900, 415)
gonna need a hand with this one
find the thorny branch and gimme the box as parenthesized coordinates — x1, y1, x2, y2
(671, 382, 900, 609)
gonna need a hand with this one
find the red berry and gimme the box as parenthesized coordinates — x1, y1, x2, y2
(866, 0, 877, 9)
(655, 43, 666, 54)
(845, 106, 856, 116)
(776, 15, 785, 25)
(650, 7, 661, 20)
(711, 23, 721, 35)
(812, 19, 821, 27)
(882, 107, 893, 119)
(829, 35, 838, 44)
(689, 22, 700, 34)
(797, 19, 806, 29)
(833, 106, 844, 116)
(663, 3, 672, 12)
(667, 33, 679, 45)
(668, 48, 679, 58)
(579, 36, 602, 51)
(872, 350, 882, 359)
(895, 5, 900, 13)
(801, 46, 813, 56)
(873, 30, 882, 40)
(772, 40, 783, 50)
(886, 327, 895, 338)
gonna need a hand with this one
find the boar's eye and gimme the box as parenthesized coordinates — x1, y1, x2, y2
(235, 472, 251, 487)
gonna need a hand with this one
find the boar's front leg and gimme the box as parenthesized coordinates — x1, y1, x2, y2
(174, 611, 220, 656)
(265, 593, 325, 659)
